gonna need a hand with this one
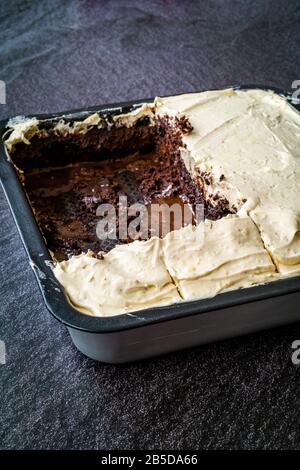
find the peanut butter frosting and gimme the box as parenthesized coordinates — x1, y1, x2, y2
(156, 88, 300, 275)
(162, 216, 276, 301)
(55, 215, 277, 316)
(53, 238, 180, 317)
(4, 103, 155, 154)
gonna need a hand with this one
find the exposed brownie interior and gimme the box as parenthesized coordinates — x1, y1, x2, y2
(8, 111, 232, 260)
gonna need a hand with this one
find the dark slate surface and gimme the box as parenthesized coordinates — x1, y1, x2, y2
(1, 0, 300, 450)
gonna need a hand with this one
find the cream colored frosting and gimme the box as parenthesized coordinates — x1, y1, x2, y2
(54, 215, 277, 316)
(4, 117, 39, 153)
(53, 238, 180, 317)
(156, 88, 300, 274)
(4, 103, 155, 154)
(113, 103, 154, 127)
(162, 215, 276, 300)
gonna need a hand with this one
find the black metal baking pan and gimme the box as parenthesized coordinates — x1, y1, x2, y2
(1, 84, 300, 363)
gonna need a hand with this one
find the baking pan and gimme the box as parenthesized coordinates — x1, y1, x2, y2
(1, 84, 300, 363)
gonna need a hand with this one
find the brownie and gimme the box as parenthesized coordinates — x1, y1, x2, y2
(10, 113, 233, 260)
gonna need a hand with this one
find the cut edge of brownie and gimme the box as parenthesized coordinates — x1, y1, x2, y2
(4, 107, 234, 260)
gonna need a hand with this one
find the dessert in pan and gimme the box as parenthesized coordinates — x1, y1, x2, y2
(4, 89, 300, 317)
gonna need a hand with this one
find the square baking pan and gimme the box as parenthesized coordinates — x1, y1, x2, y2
(1, 84, 300, 363)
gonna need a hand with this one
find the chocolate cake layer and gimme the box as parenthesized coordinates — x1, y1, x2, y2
(25, 147, 203, 260)
(12, 115, 233, 260)
(10, 117, 155, 172)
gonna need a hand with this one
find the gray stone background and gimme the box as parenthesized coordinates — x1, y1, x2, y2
(1, 0, 300, 450)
